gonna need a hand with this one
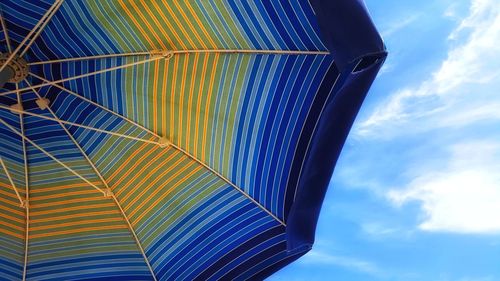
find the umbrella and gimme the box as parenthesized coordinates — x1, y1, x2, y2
(0, 0, 386, 280)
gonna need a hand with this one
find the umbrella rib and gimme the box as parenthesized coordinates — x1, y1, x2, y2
(0, 0, 64, 73)
(0, 104, 161, 145)
(24, 80, 157, 281)
(1, 54, 168, 97)
(0, 157, 24, 206)
(0, 117, 106, 195)
(28, 49, 330, 66)
(15, 83, 29, 281)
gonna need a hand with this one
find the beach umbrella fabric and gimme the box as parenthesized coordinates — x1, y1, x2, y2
(0, 0, 386, 280)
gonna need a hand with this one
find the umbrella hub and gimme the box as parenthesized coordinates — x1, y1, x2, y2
(0, 53, 29, 87)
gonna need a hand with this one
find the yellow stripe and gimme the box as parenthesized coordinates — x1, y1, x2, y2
(170, 56, 180, 140)
(138, 1, 175, 49)
(30, 225, 128, 239)
(178, 54, 190, 146)
(117, 0, 156, 49)
(122, 152, 184, 208)
(0, 220, 24, 232)
(117, 149, 173, 200)
(107, 142, 151, 182)
(125, 0, 166, 49)
(32, 210, 120, 223)
(184, 1, 218, 48)
(172, 2, 208, 49)
(194, 54, 210, 157)
(31, 203, 117, 216)
(29, 181, 102, 194)
(0, 228, 23, 239)
(133, 165, 203, 224)
(30, 189, 100, 201)
(153, 60, 160, 133)
(186, 53, 200, 151)
(161, 60, 169, 136)
(128, 161, 199, 219)
(202, 54, 220, 161)
(161, 2, 197, 49)
(30, 218, 121, 232)
(149, 1, 188, 49)
(30, 198, 109, 209)
(0, 212, 24, 224)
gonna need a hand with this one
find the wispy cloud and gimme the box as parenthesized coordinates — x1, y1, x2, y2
(356, 0, 500, 137)
(299, 250, 385, 277)
(388, 141, 500, 234)
(381, 14, 421, 38)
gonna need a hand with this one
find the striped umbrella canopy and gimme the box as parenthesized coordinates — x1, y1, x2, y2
(0, 0, 385, 280)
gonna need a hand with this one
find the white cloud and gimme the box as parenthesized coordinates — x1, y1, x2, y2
(388, 141, 500, 234)
(299, 250, 385, 277)
(357, 0, 500, 137)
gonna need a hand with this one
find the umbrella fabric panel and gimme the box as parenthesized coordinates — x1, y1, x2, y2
(43, 53, 336, 222)
(89, 142, 292, 280)
(11, 0, 328, 62)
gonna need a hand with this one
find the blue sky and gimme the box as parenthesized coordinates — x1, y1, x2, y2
(271, 0, 500, 280)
